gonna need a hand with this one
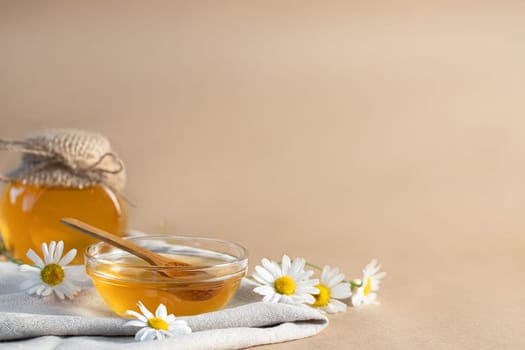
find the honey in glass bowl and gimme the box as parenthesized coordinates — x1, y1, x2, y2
(0, 182, 127, 265)
(85, 235, 248, 316)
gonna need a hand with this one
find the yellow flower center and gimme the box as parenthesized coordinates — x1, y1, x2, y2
(363, 277, 372, 296)
(147, 317, 169, 330)
(40, 263, 64, 286)
(312, 284, 331, 307)
(274, 275, 296, 295)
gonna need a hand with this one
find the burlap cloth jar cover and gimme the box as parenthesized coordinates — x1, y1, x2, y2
(0, 129, 126, 192)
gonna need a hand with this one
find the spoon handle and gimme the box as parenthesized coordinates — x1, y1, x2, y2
(62, 218, 221, 301)
(60, 217, 177, 266)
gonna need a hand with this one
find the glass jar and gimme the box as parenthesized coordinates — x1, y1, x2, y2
(0, 181, 127, 265)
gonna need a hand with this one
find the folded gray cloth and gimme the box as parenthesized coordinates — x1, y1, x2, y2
(0, 262, 328, 349)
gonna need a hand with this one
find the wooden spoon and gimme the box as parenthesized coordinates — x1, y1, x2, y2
(60, 218, 221, 300)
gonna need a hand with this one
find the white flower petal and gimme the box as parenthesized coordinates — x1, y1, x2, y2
(54, 288, 65, 300)
(161, 329, 174, 338)
(331, 283, 351, 299)
(298, 278, 319, 288)
(264, 293, 280, 303)
(297, 269, 314, 281)
(321, 265, 331, 284)
(168, 321, 192, 336)
(252, 272, 266, 285)
(155, 330, 164, 340)
(326, 270, 345, 287)
(41, 286, 53, 297)
(61, 281, 77, 294)
(35, 284, 46, 296)
(290, 293, 315, 305)
(137, 301, 154, 319)
(142, 330, 156, 341)
(295, 285, 320, 295)
(373, 271, 387, 281)
(27, 282, 44, 295)
(286, 294, 302, 304)
(135, 327, 152, 342)
(19, 264, 40, 273)
(281, 255, 291, 275)
(123, 320, 147, 328)
(169, 320, 190, 329)
(254, 285, 275, 296)
(63, 266, 88, 283)
(329, 273, 346, 287)
(48, 241, 57, 263)
(370, 279, 381, 291)
(262, 293, 273, 302)
(155, 304, 167, 319)
(57, 280, 80, 299)
(351, 295, 362, 306)
(41, 242, 51, 264)
(364, 259, 380, 276)
(125, 310, 148, 323)
(325, 299, 347, 313)
(58, 249, 77, 266)
(364, 293, 378, 305)
(288, 258, 305, 279)
(54, 241, 64, 263)
(254, 265, 276, 284)
(262, 258, 282, 278)
(278, 294, 291, 303)
(26, 249, 44, 268)
(20, 278, 40, 291)
(321, 265, 340, 284)
(161, 330, 174, 338)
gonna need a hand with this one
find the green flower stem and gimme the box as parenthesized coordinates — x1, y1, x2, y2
(6, 255, 23, 265)
(0, 241, 23, 265)
(306, 261, 361, 286)
(0, 251, 24, 265)
(305, 262, 323, 271)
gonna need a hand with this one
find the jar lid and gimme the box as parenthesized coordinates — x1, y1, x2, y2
(0, 129, 126, 191)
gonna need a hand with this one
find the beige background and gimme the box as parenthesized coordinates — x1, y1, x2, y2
(1, 1, 524, 348)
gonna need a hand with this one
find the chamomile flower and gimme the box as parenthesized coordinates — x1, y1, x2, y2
(310, 265, 351, 313)
(124, 301, 192, 342)
(252, 254, 319, 305)
(19, 240, 81, 300)
(351, 259, 386, 306)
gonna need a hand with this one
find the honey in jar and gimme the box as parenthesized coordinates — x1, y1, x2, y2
(0, 182, 126, 265)
(0, 129, 128, 264)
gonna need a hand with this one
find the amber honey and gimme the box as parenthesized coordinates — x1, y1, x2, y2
(0, 182, 127, 265)
(86, 254, 245, 316)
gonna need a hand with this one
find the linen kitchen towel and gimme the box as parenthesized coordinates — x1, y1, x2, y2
(0, 262, 328, 350)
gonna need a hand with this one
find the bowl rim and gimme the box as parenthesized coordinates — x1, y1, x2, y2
(84, 234, 249, 272)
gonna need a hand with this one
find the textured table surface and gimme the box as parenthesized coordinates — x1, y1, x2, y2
(1, 1, 524, 349)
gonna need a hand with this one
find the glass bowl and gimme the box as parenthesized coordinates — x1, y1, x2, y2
(85, 234, 248, 316)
